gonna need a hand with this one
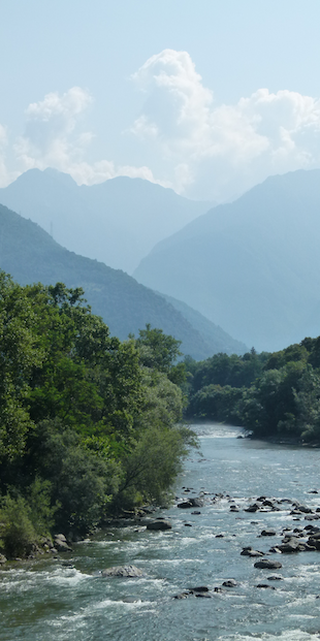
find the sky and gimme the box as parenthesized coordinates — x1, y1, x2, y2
(1, 0, 320, 202)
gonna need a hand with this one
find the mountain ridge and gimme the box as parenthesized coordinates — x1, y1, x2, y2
(0, 168, 213, 273)
(0, 203, 245, 360)
(133, 169, 320, 352)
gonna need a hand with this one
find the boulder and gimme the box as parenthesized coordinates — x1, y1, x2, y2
(254, 559, 282, 569)
(261, 529, 276, 536)
(244, 503, 260, 513)
(222, 579, 237, 588)
(177, 497, 204, 509)
(102, 565, 144, 578)
(53, 535, 72, 552)
(146, 520, 172, 531)
(241, 547, 264, 557)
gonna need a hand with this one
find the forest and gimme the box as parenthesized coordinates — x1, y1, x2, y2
(0, 272, 193, 559)
(186, 339, 320, 441)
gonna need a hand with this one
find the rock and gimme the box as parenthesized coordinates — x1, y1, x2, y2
(146, 520, 172, 531)
(53, 539, 72, 552)
(261, 529, 276, 536)
(292, 504, 313, 514)
(254, 559, 282, 569)
(102, 565, 144, 578)
(256, 583, 276, 589)
(53, 534, 72, 552)
(190, 586, 209, 593)
(222, 579, 237, 587)
(277, 538, 301, 553)
(244, 503, 260, 513)
(267, 575, 283, 581)
(191, 511, 201, 515)
(173, 587, 211, 600)
(307, 538, 320, 550)
(241, 547, 264, 557)
(0, 554, 7, 564)
(177, 497, 204, 509)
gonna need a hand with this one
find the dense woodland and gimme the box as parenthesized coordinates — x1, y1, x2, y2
(0, 272, 193, 559)
(186, 339, 320, 442)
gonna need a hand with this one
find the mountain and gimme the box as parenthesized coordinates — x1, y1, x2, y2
(157, 292, 247, 356)
(133, 169, 320, 352)
(0, 203, 245, 360)
(0, 168, 213, 274)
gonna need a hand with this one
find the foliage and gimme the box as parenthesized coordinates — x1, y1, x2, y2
(0, 272, 193, 547)
(186, 337, 320, 442)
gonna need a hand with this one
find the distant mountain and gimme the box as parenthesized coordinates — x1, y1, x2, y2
(133, 169, 320, 352)
(158, 292, 247, 356)
(0, 203, 245, 360)
(0, 168, 213, 274)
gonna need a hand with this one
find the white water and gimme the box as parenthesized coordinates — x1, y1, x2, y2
(1, 423, 320, 640)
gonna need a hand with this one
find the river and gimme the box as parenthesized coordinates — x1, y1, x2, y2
(2, 423, 320, 641)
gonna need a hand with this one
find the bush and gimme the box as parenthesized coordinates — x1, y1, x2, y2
(0, 495, 37, 558)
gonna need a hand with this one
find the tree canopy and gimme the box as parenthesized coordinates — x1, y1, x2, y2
(0, 273, 192, 556)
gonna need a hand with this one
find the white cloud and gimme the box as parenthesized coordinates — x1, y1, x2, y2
(12, 87, 166, 188)
(2, 54, 320, 201)
(131, 50, 320, 200)
(0, 124, 20, 187)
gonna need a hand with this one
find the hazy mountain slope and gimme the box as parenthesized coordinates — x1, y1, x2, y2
(0, 203, 244, 360)
(0, 168, 213, 273)
(158, 292, 247, 355)
(133, 169, 320, 352)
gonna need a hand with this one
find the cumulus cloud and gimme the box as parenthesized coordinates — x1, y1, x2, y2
(131, 49, 320, 200)
(3, 54, 320, 201)
(12, 87, 166, 188)
(0, 124, 20, 187)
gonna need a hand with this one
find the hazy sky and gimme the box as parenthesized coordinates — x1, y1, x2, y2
(2, 0, 320, 201)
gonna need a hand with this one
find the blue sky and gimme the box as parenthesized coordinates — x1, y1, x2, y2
(2, 0, 320, 201)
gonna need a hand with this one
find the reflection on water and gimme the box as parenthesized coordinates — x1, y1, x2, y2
(1, 423, 320, 640)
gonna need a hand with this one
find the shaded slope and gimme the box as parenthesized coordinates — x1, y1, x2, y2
(134, 169, 320, 352)
(0, 203, 243, 359)
(0, 168, 213, 273)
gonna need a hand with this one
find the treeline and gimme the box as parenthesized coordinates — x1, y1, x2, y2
(0, 272, 193, 558)
(185, 339, 320, 441)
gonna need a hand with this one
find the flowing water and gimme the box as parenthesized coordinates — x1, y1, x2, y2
(2, 423, 320, 641)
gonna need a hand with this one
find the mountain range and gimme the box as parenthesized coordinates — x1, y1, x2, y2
(0, 168, 212, 274)
(134, 169, 320, 352)
(0, 203, 246, 359)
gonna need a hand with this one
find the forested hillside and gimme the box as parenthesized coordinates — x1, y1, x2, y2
(0, 273, 193, 559)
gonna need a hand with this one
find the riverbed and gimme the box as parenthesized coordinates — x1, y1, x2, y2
(2, 423, 320, 641)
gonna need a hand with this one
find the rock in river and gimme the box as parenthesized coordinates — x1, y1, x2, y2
(146, 520, 172, 531)
(102, 565, 144, 578)
(254, 559, 282, 570)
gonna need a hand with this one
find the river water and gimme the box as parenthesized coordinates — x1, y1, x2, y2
(2, 423, 320, 641)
